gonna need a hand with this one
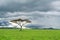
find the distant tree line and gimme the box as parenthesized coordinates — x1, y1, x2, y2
(0, 27, 18, 29)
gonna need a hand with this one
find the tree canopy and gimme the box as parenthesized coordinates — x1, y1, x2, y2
(10, 18, 31, 31)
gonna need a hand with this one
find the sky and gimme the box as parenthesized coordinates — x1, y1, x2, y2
(0, 0, 60, 28)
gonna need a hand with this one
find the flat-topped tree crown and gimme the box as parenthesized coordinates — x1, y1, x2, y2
(10, 18, 23, 23)
(23, 19, 31, 23)
(10, 20, 17, 23)
(10, 19, 31, 23)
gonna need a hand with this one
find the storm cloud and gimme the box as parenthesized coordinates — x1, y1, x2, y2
(0, 0, 57, 12)
(0, 0, 60, 28)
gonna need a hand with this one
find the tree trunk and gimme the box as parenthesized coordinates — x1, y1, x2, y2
(20, 26, 22, 31)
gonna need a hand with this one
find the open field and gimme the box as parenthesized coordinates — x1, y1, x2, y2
(0, 29, 60, 40)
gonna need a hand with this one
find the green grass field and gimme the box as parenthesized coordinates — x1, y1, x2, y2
(0, 29, 60, 40)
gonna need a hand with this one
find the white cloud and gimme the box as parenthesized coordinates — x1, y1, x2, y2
(50, 1, 60, 11)
(5, 11, 60, 17)
(31, 11, 60, 15)
(0, 11, 60, 28)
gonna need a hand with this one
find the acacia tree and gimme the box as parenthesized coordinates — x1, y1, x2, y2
(10, 18, 31, 31)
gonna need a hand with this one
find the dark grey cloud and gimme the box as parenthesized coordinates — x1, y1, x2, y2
(0, 0, 60, 29)
(0, 0, 56, 12)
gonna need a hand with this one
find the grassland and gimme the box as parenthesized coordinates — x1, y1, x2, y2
(0, 29, 60, 40)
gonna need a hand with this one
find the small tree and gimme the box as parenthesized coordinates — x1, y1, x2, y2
(10, 18, 31, 31)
